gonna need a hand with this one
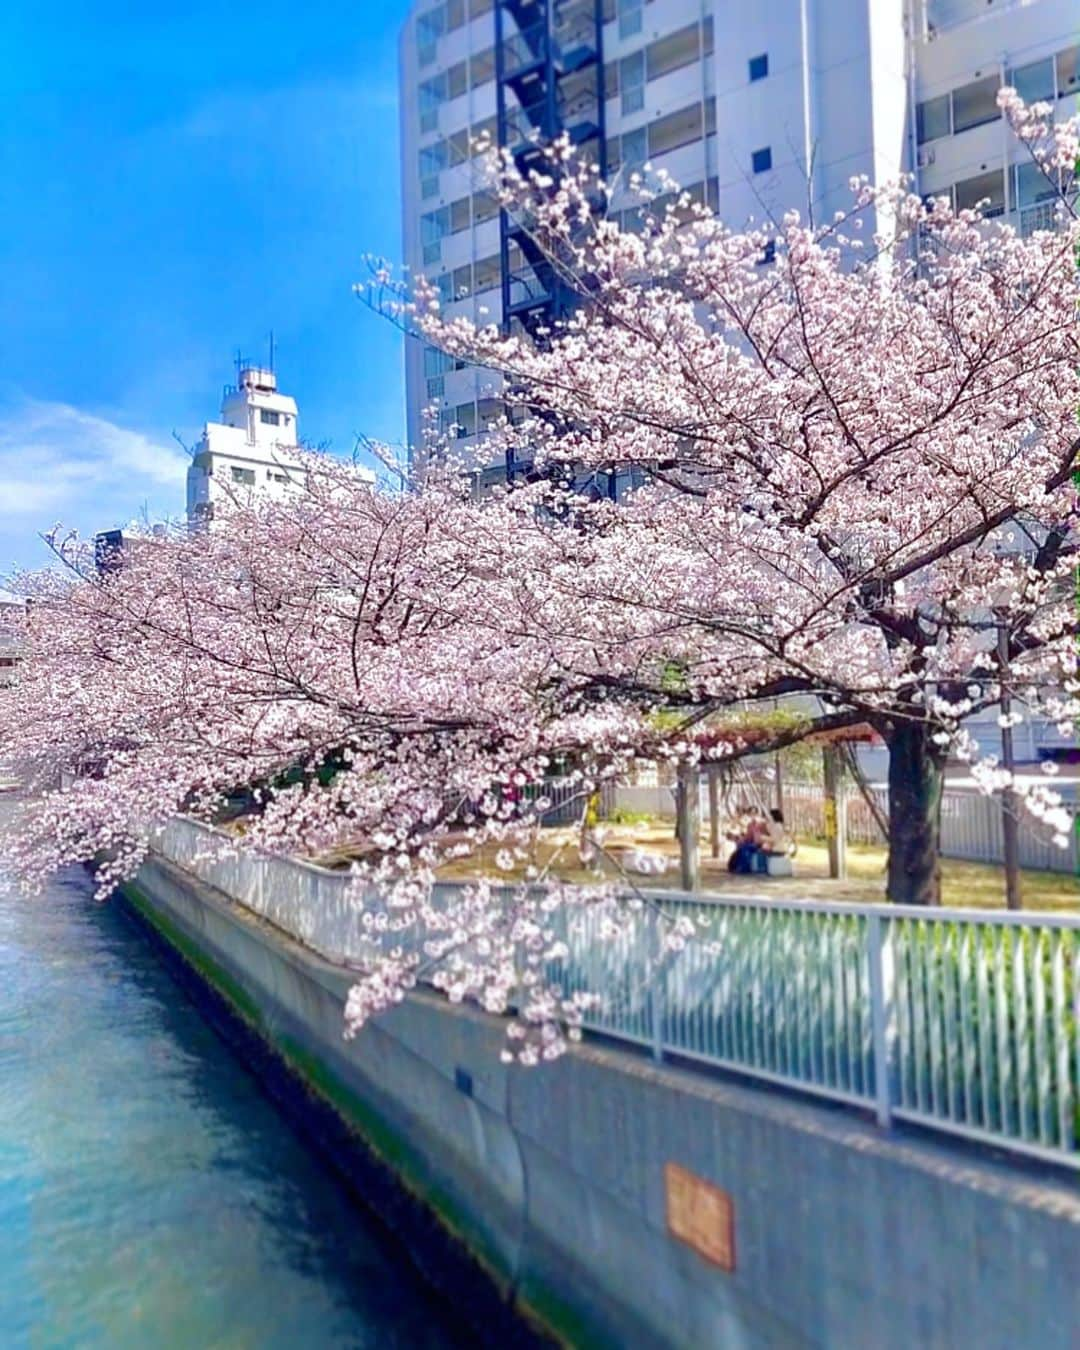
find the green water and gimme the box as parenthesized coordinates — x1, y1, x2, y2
(0, 803, 462, 1349)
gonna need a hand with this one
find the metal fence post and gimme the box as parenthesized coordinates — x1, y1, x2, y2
(867, 913, 896, 1127)
(649, 908, 665, 1062)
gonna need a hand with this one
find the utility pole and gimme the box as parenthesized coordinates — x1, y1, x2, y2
(997, 617, 1022, 910)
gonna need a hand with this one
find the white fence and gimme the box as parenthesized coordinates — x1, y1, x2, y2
(612, 780, 1080, 875)
(152, 817, 1080, 1170)
(154, 818, 380, 965)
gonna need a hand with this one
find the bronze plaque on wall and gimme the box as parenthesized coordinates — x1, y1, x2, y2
(665, 1163, 735, 1272)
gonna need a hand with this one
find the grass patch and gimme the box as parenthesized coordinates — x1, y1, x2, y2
(430, 823, 1080, 912)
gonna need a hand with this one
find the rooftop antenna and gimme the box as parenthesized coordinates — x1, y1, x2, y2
(235, 347, 243, 383)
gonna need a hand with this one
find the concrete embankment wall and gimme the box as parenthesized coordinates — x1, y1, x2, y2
(124, 855, 1080, 1350)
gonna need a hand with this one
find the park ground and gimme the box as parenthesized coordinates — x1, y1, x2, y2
(431, 820, 1080, 912)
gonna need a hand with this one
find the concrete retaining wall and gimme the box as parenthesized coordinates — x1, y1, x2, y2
(126, 855, 1080, 1349)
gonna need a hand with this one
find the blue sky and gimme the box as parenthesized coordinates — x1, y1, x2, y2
(0, 0, 412, 573)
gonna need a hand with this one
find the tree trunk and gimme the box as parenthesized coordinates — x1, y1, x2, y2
(885, 720, 946, 906)
(677, 762, 700, 892)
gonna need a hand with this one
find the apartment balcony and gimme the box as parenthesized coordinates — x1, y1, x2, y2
(920, 0, 1043, 38)
(1018, 199, 1063, 236)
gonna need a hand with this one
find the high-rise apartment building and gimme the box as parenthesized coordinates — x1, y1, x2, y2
(399, 0, 1079, 483)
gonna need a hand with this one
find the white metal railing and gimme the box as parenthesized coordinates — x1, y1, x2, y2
(551, 893, 1080, 1168)
(1019, 201, 1061, 238)
(151, 818, 1080, 1169)
(154, 817, 381, 965)
(919, 0, 1042, 40)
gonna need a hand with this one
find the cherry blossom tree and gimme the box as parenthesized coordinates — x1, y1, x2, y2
(382, 88, 1080, 905)
(1, 464, 681, 1058)
(1, 93, 1079, 1069)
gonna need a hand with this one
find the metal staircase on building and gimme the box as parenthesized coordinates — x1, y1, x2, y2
(494, 0, 607, 482)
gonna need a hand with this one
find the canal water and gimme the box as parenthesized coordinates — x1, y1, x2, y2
(0, 801, 461, 1349)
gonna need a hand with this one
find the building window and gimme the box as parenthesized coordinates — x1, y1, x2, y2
(648, 103, 703, 158)
(617, 0, 642, 39)
(416, 6, 442, 66)
(477, 397, 502, 432)
(455, 402, 477, 438)
(1014, 160, 1058, 208)
(473, 254, 501, 293)
(417, 7, 443, 46)
(447, 60, 467, 100)
(260, 409, 281, 425)
(751, 146, 772, 174)
(471, 114, 497, 147)
(622, 125, 647, 171)
(954, 168, 1005, 217)
(453, 262, 474, 298)
(423, 345, 453, 378)
(951, 74, 999, 134)
(646, 24, 703, 84)
(472, 190, 499, 224)
(231, 466, 257, 485)
(1007, 56, 1055, 105)
(1057, 45, 1080, 97)
(421, 205, 449, 244)
(419, 74, 445, 113)
(748, 53, 768, 82)
(603, 59, 619, 100)
(419, 143, 446, 178)
(450, 196, 471, 232)
(470, 47, 494, 88)
(916, 93, 951, 144)
(620, 50, 645, 116)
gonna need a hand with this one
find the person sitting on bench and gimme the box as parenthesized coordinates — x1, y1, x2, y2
(726, 806, 769, 874)
(764, 808, 792, 857)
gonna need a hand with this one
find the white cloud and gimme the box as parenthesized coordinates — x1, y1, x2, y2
(0, 398, 188, 568)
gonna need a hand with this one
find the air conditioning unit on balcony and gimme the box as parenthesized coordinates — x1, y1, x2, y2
(917, 145, 935, 169)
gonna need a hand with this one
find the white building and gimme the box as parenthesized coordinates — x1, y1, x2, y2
(0, 590, 26, 690)
(914, 0, 1078, 230)
(187, 365, 377, 527)
(187, 365, 307, 526)
(399, 0, 1079, 483)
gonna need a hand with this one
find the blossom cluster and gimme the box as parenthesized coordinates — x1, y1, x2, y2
(3, 95, 1079, 1051)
